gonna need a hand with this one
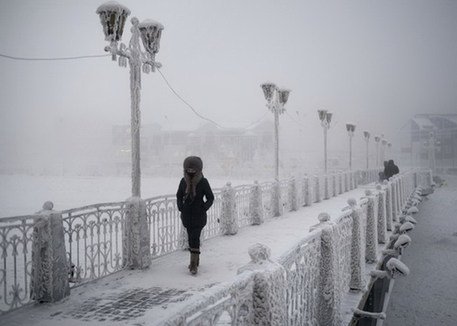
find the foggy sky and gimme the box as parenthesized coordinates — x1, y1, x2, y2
(1, 0, 456, 170)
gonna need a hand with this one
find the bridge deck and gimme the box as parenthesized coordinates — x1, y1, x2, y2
(3, 186, 369, 326)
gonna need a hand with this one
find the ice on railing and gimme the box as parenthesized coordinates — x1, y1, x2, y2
(376, 185, 387, 244)
(363, 190, 378, 263)
(347, 198, 366, 291)
(249, 181, 264, 225)
(238, 243, 287, 325)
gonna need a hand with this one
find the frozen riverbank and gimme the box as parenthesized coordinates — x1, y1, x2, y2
(0, 174, 250, 217)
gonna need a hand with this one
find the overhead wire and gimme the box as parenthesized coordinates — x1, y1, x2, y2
(0, 51, 268, 131)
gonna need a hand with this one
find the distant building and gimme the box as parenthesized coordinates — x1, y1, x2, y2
(112, 120, 274, 176)
(399, 114, 457, 171)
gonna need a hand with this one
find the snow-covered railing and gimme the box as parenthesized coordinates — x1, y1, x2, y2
(161, 169, 427, 325)
(0, 214, 37, 313)
(278, 230, 322, 325)
(160, 269, 256, 325)
(61, 202, 126, 286)
(0, 167, 395, 314)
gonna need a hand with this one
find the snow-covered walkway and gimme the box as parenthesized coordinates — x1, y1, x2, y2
(384, 175, 457, 326)
(2, 186, 371, 326)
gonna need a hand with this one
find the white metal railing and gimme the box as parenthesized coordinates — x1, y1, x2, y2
(0, 167, 406, 314)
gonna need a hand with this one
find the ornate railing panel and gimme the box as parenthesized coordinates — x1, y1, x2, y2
(260, 182, 274, 219)
(145, 195, 182, 258)
(202, 189, 223, 241)
(0, 215, 36, 313)
(234, 185, 252, 228)
(61, 202, 126, 287)
(278, 231, 322, 326)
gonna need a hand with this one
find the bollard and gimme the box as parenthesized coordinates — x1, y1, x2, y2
(31, 201, 70, 303)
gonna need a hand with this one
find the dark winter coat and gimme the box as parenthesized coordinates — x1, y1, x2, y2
(176, 177, 214, 229)
(385, 160, 400, 179)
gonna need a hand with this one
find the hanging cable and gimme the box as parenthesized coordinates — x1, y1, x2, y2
(0, 52, 111, 61)
(0, 51, 269, 130)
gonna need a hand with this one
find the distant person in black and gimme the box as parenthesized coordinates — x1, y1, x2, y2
(176, 156, 214, 275)
(385, 160, 400, 179)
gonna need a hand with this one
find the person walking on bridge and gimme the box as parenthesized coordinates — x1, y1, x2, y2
(385, 159, 400, 179)
(176, 156, 214, 275)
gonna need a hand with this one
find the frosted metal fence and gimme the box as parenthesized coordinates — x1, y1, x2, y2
(0, 167, 405, 313)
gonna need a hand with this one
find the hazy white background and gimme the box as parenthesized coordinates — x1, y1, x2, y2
(0, 0, 456, 214)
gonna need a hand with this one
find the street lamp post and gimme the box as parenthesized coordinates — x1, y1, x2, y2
(374, 135, 381, 168)
(260, 83, 290, 181)
(363, 131, 370, 170)
(318, 110, 333, 174)
(96, 1, 164, 198)
(346, 123, 356, 170)
(96, 1, 163, 269)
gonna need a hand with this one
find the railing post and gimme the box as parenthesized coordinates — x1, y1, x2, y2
(272, 180, 281, 217)
(347, 199, 366, 292)
(315, 175, 321, 203)
(303, 175, 312, 206)
(338, 171, 343, 195)
(220, 182, 238, 235)
(316, 218, 342, 326)
(238, 243, 287, 325)
(250, 181, 264, 225)
(391, 177, 398, 222)
(344, 173, 349, 192)
(364, 190, 378, 263)
(324, 174, 330, 200)
(384, 180, 393, 231)
(288, 177, 298, 211)
(376, 185, 387, 244)
(123, 196, 151, 269)
(31, 201, 70, 303)
(332, 173, 337, 197)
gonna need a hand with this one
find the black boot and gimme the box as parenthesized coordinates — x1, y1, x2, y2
(189, 248, 200, 275)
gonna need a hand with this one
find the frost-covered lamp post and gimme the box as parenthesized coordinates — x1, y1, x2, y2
(374, 135, 381, 168)
(363, 131, 370, 171)
(318, 110, 333, 175)
(96, 1, 164, 269)
(260, 83, 290, 181)
(346, 123, 356, 170)
(96, 2, 163, 198)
